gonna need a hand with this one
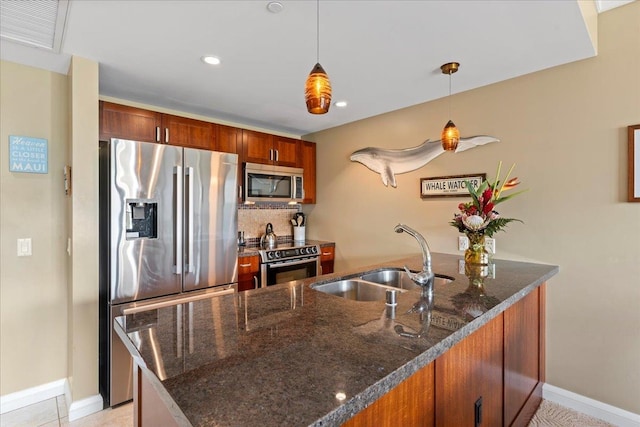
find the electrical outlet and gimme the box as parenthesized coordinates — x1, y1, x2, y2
(484, 237, 496, 254)
(458, 235, 469, 251)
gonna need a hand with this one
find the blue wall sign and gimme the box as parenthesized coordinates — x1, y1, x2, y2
(9, 135, 48, 174)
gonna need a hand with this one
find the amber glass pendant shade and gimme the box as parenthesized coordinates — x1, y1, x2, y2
(441, 120, 460, 151)
(305, 63, 332, 114)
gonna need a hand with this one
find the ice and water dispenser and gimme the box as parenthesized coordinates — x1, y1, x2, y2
(125, 200, 157, 239)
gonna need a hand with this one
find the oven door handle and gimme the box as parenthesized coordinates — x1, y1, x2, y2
(266, 257, 319, 268)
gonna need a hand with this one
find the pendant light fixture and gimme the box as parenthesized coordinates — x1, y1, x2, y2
(305, 0, 331, 114)
(440, 62, 460, 151)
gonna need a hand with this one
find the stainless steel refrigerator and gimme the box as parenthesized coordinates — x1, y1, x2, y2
(99, 138, 238, 407)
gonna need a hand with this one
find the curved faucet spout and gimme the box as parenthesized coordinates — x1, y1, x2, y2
(394, 224, 434, 286)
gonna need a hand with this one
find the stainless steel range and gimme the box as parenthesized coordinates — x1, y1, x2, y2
(259, 243, 321, 287)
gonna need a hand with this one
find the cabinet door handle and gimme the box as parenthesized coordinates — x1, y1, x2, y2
(269, 149, 273, 161)
(156, 126, 160, 142)
(165, 128, 169, 143)
(253, 276, 259, 289)
(239, 263, 251, 268)
(275, 149, 279, 162)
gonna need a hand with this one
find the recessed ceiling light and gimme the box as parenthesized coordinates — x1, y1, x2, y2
(266, 2, 284, 13)
(334, 101, 348, 108)
(201, 56, 221, 66)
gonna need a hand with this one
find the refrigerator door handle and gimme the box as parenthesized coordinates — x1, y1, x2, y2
(174, 165, 183, 274)
(121, 287, 235, 315)
(186, 166, 195, 273)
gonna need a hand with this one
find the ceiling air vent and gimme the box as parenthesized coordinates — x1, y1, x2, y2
(0, 0, 69, 52)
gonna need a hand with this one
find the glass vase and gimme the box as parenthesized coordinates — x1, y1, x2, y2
(464, 232, 489, 265)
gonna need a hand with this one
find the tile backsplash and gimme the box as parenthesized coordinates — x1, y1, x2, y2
(238, 204, 301, 243)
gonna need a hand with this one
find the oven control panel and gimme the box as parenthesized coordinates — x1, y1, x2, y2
(259, 245, 320, 263)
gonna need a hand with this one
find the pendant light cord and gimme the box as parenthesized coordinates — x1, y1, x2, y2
(448, 71, 452, 119)
(316, 0, 320, 63)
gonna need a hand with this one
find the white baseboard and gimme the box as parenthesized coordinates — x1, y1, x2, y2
(543, 383, 640, 427)
(0, 379, 103, 422)
(0, 379, 66, 414)
(67, 393, 104, 422)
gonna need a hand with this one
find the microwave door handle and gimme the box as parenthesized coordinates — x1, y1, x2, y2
(174, 166, 183, 275)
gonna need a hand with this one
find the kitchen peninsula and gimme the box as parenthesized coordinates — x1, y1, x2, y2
(114, 253, 558, 427)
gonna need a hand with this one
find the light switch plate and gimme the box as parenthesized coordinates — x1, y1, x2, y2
(17, 238, 32, 257)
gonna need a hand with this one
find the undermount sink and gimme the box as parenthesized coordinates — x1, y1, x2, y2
(311, 270, 454, 302)
(359, 268, 454, 289)
(311, 279, 403, 302)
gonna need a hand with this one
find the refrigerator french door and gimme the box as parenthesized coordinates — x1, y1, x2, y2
(99, 138, 238, 407)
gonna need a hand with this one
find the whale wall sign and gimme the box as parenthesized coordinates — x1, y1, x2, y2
(349, 135, 500, 188)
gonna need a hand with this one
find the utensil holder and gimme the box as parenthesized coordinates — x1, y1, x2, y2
(293, 226, 305, 242)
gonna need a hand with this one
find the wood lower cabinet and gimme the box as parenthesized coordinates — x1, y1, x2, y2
(504, 285, 545, 426)
(342, 362, 435, 427)
(435, 313, 504, 427)
(237, 255, 260, 292)
(320, 245, 335, 275)
(134, 363, 179, 427)
(344, 284, 546, 427)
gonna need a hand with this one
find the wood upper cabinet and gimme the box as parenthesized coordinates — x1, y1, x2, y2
(272, 136, 299, 167)
(99, 101, 161, 143)
(100, 102, 316, 203)
(216, 124, 241, 154)
(300, 140, 317, 204)
(242, 130, 298, 167)
(162, 114, 215, 150)
(435, 313, 504, 427)
(100, 101, 216, 150)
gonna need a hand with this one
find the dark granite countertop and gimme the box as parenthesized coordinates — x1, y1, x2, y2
(114, 253, 558, 427)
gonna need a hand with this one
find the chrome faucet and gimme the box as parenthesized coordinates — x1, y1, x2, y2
(394, 224, 435, 287)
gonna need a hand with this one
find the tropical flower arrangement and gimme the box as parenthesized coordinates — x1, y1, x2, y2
(450, 162, 526, 239)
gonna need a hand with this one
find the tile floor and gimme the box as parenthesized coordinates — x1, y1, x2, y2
(0, 396, 617, 427)
(0, 396, 132, 427)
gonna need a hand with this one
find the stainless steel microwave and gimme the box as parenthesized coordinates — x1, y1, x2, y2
(243, 162, 304, 203)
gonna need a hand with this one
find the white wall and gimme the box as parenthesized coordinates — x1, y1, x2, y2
(0, 61, 69, 394)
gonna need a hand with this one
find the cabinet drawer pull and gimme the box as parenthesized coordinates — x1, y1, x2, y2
(239, 263, 252, 268)
(322, 252, 332, 256)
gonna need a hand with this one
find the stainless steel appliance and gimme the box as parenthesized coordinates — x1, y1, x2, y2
(244, 162, 304, 203)
(259, 243, 320, 287)
(99, 138, 238, 407)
